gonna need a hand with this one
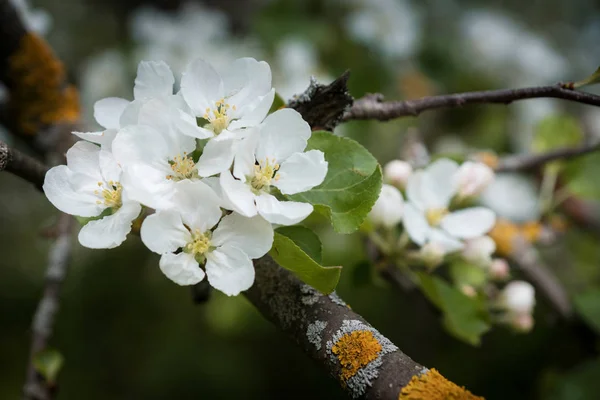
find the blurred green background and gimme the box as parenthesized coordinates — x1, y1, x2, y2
(3, 0, 600, 398)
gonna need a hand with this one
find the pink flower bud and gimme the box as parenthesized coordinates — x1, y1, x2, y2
(383, 160, 412, 188)
(454, 161, 494, 198)
(489, 258, 510, 280)
(461, 236, 495, 267)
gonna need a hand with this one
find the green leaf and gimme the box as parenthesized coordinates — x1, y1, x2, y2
(573, 66, 600, 89)
(532, 115, 583, 154)
(288, 131, 383, 234)
(275, 226, 322, 263)
(33, 348, 64, 384)
(563, 152, 600, 200)
(269, 92, 286, 114)
(545, 358, 600, 400)
(418, 273, 490, 346)
(269, 231, 341, 294)
(449, 261, 487, 288)
(574, 289, 600, 334)
(75, 208, 113, 226)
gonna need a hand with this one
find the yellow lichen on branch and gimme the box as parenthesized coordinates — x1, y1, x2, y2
(399, 369, 483, 400)
(489, 219, 543, 257)
(331, 330, 382, 381)
(8, 33, 79, 135)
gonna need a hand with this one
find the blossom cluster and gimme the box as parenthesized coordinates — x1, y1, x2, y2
(43, 58, 328, 296)
(368, 157, 536, 331)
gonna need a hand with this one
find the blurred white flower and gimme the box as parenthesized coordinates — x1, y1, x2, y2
(461, 236, 496, 267)
(499, 280, 535, 314)
(419, 242, 445, 269)
(220, 109, 327, 225)
(403, 159, 496, 252)
(383, 160, 412, 189)
(43, 142, 141, 249)
(141, 180, 273, 295)
(480, 173, 540, 222)
(454, 161, 494, 199)
(368, 184, 404, 228)
(489, 258, 510, 280)
(346, 0, 421, 59)
(10, 0, 51, 35)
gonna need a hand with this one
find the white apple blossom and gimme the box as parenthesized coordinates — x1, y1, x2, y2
(461, 235, 496, 267)
(140, 180, 273, 296)
(112, 98, 201, 210)
(368, 184, 404, 228)
(43, 141, 141, 249)
(180, 57, 275, 176)
(454, 161, 494, 199)
(480, 173, 540, 222)
(499, 281, 535, 314)
(418, 242, 445, 269)
(403, 158, 496, 252)
(383, 160, 412, 189)
(220, 109, 327, 225)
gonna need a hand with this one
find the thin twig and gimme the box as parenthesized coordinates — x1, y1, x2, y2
(495, 142, 600, 172)
(343, 85, 600, 122)
(0, 141, 49, 190)
(23, 213, 74, 400)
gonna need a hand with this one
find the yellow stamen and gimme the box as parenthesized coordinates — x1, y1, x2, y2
(425, 208, 449, 226)
(168, 154, 198, 181)
(204, 97, 234, 135)
(184, 229, 211, 257)
(96, 181, 122, 209)
(251, 158, 280, 191)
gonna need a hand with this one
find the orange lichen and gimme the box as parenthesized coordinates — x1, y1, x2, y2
(489, 219, 543, 257)
(331, 330, 382, 381)
(474, 152, 499, 170)
(8, 33, 80, 135)
(399, 369, 484, 400)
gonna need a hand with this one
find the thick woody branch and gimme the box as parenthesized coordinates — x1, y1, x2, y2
(23, 213, 74, 400)
(496, 142, 600, 172)
(0, 141, 48, 190)
(343, 85, 600, 122)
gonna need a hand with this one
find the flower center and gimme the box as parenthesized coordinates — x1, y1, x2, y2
(167, 152, 198, 181)
(184, 229, 211, 258)
(250, 158, 280, 192)
(425, 208, 448, 226)
(94, 181, 123, 209)
(203, 98, 236, 135)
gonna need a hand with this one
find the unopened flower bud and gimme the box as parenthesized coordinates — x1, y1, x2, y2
(499, 280, 535, 314)
(489, 258, 510, 280)
(368, 184, 404, 228)
(454, 161, 494, 198)
(461, 236, 495, 267)
(384, 160, 413, 188)
(510, 312, 534, 333)
(419, 242, 445, 269)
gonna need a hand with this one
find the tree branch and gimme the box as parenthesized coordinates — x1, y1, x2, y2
(343, 85, 600, 122)
(23, 213, 74, 400)
(0, 141, 48, 190)
(495, 142, 600, 172)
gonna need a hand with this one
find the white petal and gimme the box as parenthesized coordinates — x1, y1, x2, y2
(274, 150, 327, 195)
(120, 164, 176, 210)
(140, 210, 191, 254)
(171, 180, 222, 232)
(112, 124, 171, 167)
(403, 203, 430, 245)
(159, 252, 205, 286)
(368, 184, 404, 228)
(196, 138, 237, 177)
(219, 171, 257, 217)
(119, 99, 143, 127)
(221, 58, 272, 108)
(73, 129, 117, 150)
(228, 89, 275, 130)
(205, 245, 255, 296)
(181, 58, 223, 115)
(94, 97, 129, 129)
(43, 166, 103, 217)
(255, 193, 312, 225)
(232, 132, 259, 180)
(98, 150, 121, 183)
(255, 109, 311, 163)
(66, 141, 102, 179)
(212, 213, 274, 259)
(133, 60, 174, 100)
(176, 109, 213, 139)
(423, 158, 459, 207)
(440, 207, 497, 239)
(429, 228, 464, 253)
(78, 201, 141, 249)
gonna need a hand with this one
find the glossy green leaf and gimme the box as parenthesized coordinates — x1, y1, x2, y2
(269, 231, 341, 294)
(33, 348, 64, 384)
(275, 226, 322, 263)
(574, 289, 600, 334)
(288, 131, 383, 234)
(418, 273, 490, 346)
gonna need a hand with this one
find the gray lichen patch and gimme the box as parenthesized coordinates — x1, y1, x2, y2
(328, 291, 347, 307)
(306, 320, 328, 351)
(325, 319, 399, 398)
(300, 284, 322, 306)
